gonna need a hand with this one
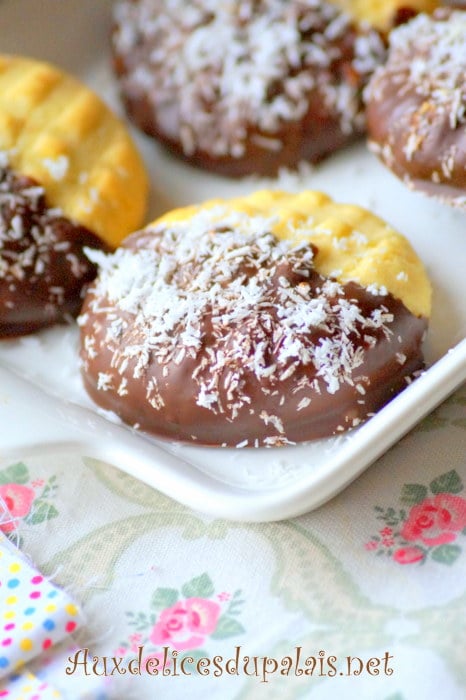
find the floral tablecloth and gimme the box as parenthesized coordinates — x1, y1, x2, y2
(0, 384, 465, 699)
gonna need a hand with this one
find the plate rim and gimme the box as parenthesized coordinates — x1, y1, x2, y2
(1, 339, 464, 522)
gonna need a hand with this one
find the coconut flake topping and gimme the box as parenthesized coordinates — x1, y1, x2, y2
(369, 11, 466, 129)
(113, 0, 385, 157)
(83, 207, 395, 417)
(0, 151, 71, 286)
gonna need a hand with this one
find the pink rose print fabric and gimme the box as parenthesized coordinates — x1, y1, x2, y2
(0, 534, 83, 680)
(150, 597, 221, 651)
(365, 469, 466, 565)
(0, 464, 58, 543)
(392, 547, 425, 565)
(0, 485, 34, 534)
(116, 573, 245, 661)
(401, 494, 466, 546)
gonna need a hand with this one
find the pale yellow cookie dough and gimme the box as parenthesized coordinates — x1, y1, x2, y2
(330, 0, 438, 30)
(0, 54, 148, 247)
(157, 190, 431, 318)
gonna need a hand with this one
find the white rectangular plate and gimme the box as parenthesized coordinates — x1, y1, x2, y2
(0, 0, 465, 522)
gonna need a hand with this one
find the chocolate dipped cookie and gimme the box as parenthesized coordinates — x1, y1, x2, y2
(0, 55, 148, 338)
(366, 10, 466, 209)
(79, 191, 431, 447)
(111, 0, 386, 177)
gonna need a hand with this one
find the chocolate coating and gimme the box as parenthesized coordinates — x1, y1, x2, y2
(112, 0, 385, 177)
(392, 7, 419, 25)
(0, 160, 104, 338)
(79, 213, 426, 447)
(366, 9, 466, 208)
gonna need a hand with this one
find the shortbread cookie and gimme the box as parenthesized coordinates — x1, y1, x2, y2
(0, 55, 148, 337)
(365, 10, 466, 209)
(111, 0, 385, 177)
(79, 191, 431, 447)
(0, 55, 148, 247)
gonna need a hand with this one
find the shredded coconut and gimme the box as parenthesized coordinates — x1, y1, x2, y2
(388, 11, 466, 126)
(113, 0, 384, 157)
(83, 206, 399, 420)
(42, 155, 69, 181)
(366, 10, 466, 169)
(0, 150, 98, 323)
(0, 152, 72, 287)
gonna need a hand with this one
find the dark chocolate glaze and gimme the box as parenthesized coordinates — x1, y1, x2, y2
(0, 165, 104, 338)
(79, 228, 427, 447)
(366, 9, 466, 205)
(112, 0, 385, 177)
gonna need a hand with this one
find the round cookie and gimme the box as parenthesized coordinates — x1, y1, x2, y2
(111, 0, 386, 177)
(0, 55, 149, 337)
(79, 191, 431, 447)
(365, 10, 466, 209)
